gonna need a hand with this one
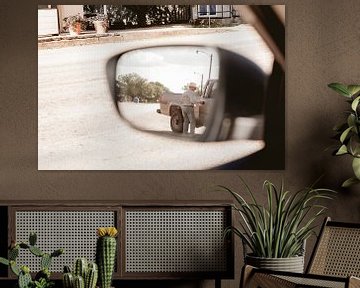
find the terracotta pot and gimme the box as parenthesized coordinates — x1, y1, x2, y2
(93, 20, 108, 34)
(245, 254, 305, 273)
(69, 22, 82, 36)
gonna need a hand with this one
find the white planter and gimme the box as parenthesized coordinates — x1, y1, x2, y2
(93, 20, 108, 34)
(245, 254, 305, 273)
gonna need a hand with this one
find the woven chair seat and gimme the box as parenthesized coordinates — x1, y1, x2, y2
(241, 218, 360, 288)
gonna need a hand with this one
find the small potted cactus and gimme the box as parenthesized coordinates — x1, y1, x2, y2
(63, 258, 98, 288)
(96, 227, 118, 288)
(0, 232, 64, 288)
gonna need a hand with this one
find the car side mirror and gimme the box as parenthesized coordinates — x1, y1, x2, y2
(107, 45, 267, 142)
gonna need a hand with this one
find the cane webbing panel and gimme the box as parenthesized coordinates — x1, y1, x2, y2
(277, 275, 345, 288)
(15, 211, 115, 272)
(309, 226, 360, 277)
(125, 210, 227, 273)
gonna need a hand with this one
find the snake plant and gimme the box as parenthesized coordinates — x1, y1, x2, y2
(221, 178, 335, 258)
(328, 83, 360, 187)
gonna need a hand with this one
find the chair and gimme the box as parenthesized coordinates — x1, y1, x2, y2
(241, 217, 360, 288)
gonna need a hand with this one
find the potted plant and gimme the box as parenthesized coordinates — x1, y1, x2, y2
(328, 83, 360, 187)
(62, 258, 98, 288)
(63, 14, 87, 36)
(0, 232, 63, 288)
(220, 179, 335, 273)
(89, 14, 109, 34)
(96, 227, 118, 288)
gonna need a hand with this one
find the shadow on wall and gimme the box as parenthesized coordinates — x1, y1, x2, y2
(295, 110, 360, 222)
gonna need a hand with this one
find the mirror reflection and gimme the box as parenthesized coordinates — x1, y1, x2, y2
(115, 46, 220, 137)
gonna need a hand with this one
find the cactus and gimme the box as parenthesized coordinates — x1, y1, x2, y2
(41, 253, 52, 270)
(85, 263, 98, 288)
(18, 269, 32, 288)
(51, 248, 64, 258)
(0, 232, 64, 288)
(9, 246, 19, 260)
(74, 275, 85, 288)
(10, 260, 21, 276)
(63, 260, 98, 288)
(29, 245, 44, 257)
(74, 258, 88, 279)
(63, 272, 74, 288)
(96, 227, 118, 288)
(29, 232, 37, 246)
(35, 268, 50, 281)
(0, 257, 9, 266)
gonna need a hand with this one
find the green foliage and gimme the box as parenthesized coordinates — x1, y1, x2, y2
(0, 232, 64, 288)
(32, 278, 54, 288)
(221, 178, 335, 258)
(117, 73, 170, 103)
(328, 83, 360, 187)
(84, 5, 190, 28)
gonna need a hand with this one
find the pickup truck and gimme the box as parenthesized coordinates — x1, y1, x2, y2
(157, 79, 218, 133)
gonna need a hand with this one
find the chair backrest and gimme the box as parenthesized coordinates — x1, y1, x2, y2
(307, 217, 360, 278)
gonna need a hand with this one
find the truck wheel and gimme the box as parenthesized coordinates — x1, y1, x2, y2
(170, 109, 183, 133)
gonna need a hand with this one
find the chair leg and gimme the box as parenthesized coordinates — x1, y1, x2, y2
(240, 265, 255, 288)
(215, 278, 221, 288)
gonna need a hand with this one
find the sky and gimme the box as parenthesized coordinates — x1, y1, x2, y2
(116, 46, 219, 93)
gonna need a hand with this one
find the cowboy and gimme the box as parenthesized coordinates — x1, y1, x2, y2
(180, 82, 200, 134)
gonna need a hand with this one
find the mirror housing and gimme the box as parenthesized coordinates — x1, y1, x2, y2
(107, 45, 267, 142)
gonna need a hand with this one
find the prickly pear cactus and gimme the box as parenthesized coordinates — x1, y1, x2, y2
(0, 232, 63, 288)
(18, 266, 32, 288)
(96, 227, 118, 288)
(40, 253, 52, 270)
(29, 245, 44, 257)
(29, 232, 37, 246)
(9, 246, 19, 260)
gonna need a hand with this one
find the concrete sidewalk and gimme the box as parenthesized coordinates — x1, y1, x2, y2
(38, 24, 239, 49)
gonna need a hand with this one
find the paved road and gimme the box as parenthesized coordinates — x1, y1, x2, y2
(38, 25, 272, 170)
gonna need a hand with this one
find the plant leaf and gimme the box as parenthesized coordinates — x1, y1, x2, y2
(352, 157, 360, 179)
(340, 126, 353, 143)
(349, 135, 360, 157)
(342, 177, 360, 188)
(347, 114, 356, 129)
(347, 85, 360, 97)
(351, 96, 360, 111)
(328, 83, 351, 97)
(336, 145, 348, 155)
(0, 257, 9, 266)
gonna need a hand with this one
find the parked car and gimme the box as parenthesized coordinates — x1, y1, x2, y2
(157, 79, 218, 133)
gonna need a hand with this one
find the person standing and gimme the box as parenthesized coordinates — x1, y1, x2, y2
(180, 82, 199, 134)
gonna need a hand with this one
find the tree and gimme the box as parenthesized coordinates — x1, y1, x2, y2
(117, 73, 170, 103)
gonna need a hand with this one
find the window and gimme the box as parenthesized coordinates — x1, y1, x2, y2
(197, 5, 232, 18)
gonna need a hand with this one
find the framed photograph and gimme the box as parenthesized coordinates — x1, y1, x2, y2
(38, 5, 285, 170)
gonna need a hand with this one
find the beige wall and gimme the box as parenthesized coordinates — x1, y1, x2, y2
(2, 1, 360, 287)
